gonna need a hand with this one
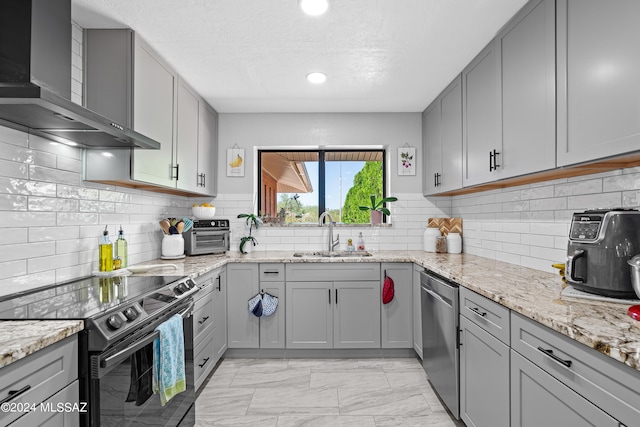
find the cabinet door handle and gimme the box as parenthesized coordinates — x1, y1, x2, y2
(469, 307, 487, 317)
(434, 173, 437, 187)
(0, 385, 31, 405)
(489, 149, 500, 171)
(201, 173, 206, 187)
(198, 357, 210, 368)
(172, 164, 180, 180)
(335, 289, 338, 304)
(436, 173, 441, 187)
(537, 347, 572, 368)
(328, 289, 331, 304)
(216, 276, 221, 291)
(198, 316, 210, 325)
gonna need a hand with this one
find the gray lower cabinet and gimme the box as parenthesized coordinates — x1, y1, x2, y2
(381, 263, 413, 348)
(286, 280, 381, 349)
(259, 281, 285, 349)
(459, 316, 509, 427)
(226, 263, 259, 348)
(459, 287, 510, 427)
(193, 273, 215, 391)
(511, 350, 617, 426)
(0, 337, 78, 427)
(511, 312, 640, 427)
(212, 268, 227, 361)
(412, 265, 422, 359)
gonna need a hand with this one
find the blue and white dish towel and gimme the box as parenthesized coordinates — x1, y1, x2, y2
(152, 314, 186, 406)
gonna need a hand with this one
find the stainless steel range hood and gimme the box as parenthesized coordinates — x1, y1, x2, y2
(0, 0, 160, 149)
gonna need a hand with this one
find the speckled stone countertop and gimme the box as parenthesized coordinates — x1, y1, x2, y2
(138, 250, 640, 372)
(0, 320, 84, 368)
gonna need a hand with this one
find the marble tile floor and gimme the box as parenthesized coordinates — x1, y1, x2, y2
(195, 357, 466, 427)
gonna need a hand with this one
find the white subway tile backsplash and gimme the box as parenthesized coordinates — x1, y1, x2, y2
(521, 185, 554, 200)
(567, 193, 622, 210)
(554, 179, 603, 197)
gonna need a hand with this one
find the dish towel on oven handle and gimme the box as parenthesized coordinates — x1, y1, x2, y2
(152, 314, 186, 406)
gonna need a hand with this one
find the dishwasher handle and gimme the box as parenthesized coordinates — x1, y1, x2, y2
(421, 285, 451, 306)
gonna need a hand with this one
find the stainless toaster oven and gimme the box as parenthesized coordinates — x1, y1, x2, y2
(184, 219, 230, 255)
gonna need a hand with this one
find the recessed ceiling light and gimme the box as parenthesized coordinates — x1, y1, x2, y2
(300, 0, 329, 16)
(306, 72, 327, 84)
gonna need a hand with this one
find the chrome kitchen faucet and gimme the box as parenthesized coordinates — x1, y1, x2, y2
(318, 211, 340, 252)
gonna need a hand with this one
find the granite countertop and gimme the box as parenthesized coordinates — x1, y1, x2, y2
(138, 250, 640, 372)
(0, 320, 84, 368)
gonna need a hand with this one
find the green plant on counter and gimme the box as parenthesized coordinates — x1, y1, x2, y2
(237, 213, 262, 254)
(358, 195, 398, 216)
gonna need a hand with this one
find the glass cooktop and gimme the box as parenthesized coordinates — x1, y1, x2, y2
(0, 275, 184, 320)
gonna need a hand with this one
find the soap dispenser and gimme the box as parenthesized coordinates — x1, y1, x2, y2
(99, 226, 113, 272)
(357, 232, 365, 251)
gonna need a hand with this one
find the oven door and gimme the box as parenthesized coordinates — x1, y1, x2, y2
(89, 301, 195, 427)
(189, 230, 228, 255)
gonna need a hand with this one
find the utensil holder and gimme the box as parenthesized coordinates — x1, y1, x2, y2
(162, 234, 184, 257)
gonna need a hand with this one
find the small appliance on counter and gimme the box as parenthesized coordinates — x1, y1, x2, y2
(184, 219, 230, 256)
(566, 208, 640, 298)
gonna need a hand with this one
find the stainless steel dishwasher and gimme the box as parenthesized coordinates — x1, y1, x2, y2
(421, 270, 459, 419)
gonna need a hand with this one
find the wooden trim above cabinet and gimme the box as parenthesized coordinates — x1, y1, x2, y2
(433, 152, 640, 197)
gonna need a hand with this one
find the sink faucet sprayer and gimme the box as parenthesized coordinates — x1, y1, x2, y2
(318, 211, 340, 252)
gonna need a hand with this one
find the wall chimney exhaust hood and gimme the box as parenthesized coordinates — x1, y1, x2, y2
(0, 0, 160, 149)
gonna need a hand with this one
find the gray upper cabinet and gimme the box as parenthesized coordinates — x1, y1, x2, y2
(83, 29, 217, 196)
(462, 40, 502, 186)
(462, 0, 555, 187)
(226, 263, 259, 348)
(423, 76, 463, 195)
(198, 102, 218, 196)
(381, 263, 413, 348)
(499, 0, 556, 178)
(557, 0, 640, 166)
(175, 77, 200, 193)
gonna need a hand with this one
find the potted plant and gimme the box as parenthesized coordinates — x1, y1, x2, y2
(359, 195, 398, 224)
(237, 213, 262, 254)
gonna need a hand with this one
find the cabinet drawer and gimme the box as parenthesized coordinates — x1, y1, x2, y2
(10, 380, 80, 427)
(460, 287, 510, 345)
(194, 274, 215, 303)
(511, 312, 640, 427)
(193, 295, 214, 344)
(194, 329, 215, 392)
(0, 337, 78, 426)
(286, 263, 380, 282)
(259, 263, 285, 282)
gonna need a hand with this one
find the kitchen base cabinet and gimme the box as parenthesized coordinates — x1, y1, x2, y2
(286, 280, 381, 349)
(212, 268, 227, 362)
(259, 281, 285, 349)
(459, 315, 509, 427)
(381, 263, 413, 348)
(511, 350, 617, 427)
(226, 264, 259, 348)
(412, 265, 422, 359)
(0, 337, 78, 427)
(9, 380, 80, 427)
(286, 281, 332, 349)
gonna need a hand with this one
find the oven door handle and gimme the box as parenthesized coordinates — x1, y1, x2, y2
(100, 331, 160, 370)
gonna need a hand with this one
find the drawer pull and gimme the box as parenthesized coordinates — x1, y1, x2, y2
(469, 307, 487, 317)
(538, 346, 572, 367)
(0, 385, 31, 405)
(198, 316, 210, 325)
(263, 271, 280, 275)
(198, 357, 210, 368)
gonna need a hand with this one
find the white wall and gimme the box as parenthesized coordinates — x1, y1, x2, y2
(451, 168, 640, 272)
(216, 113, 449, 252)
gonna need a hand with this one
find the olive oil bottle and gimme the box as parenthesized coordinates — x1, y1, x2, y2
(99, 226, 113, 272)
(115, 225, 128, 268)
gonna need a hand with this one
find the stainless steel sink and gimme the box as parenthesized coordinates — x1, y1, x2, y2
(293, 251, 373, 258)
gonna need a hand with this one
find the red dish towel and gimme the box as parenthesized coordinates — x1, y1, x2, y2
(382, 273, 395, 304)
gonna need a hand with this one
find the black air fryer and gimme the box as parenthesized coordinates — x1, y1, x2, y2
(566, 209, 640, 298)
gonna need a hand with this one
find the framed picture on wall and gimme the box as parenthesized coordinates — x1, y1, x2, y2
(227, 147, 245, 177)
(398, 146, 416, 176)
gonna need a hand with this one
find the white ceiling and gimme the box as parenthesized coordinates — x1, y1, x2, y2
(71, 0, 528, 113)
